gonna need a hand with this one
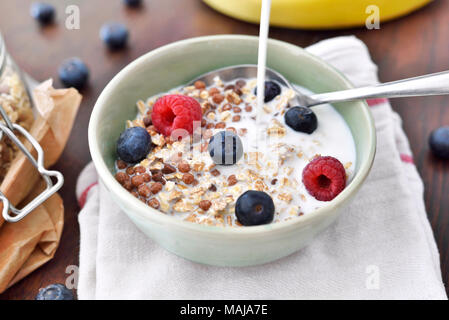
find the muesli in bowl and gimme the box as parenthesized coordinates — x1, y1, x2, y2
(113, 74, 356, 227)
(89, 35, 375, 266)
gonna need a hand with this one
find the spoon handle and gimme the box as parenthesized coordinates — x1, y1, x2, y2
(307, 70, 449, 107)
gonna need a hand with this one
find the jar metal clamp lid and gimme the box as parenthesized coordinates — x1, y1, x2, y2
(0, 33, 64, 223)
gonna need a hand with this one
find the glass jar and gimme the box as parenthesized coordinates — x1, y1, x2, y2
(0, 33, 64, 223)
(0, 33, 34, 180)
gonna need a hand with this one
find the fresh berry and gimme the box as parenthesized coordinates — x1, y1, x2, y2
(58, 58, 89, 90)
(100, 22, 129, 50)
(30, 2, 55, 25)
(208, 131, 243, 165)
(117, 127, 152, 164)
(254, 80, 281, 102)
(302, 156, 346, 201)
(123, 0, 142, 7)
(285, 106, 318, 134)
(235, 191, 275, 226)
(35, 284, 74, 300)
(429, 126, 449, 159)
(151, 94, 202, 137)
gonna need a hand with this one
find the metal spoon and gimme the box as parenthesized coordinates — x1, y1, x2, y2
(190, 64, 449, 107)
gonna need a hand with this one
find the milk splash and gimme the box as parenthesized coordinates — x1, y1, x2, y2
(253, 0, 272, 152)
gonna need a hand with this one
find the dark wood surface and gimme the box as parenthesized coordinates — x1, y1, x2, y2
(0, 0, 447, 299)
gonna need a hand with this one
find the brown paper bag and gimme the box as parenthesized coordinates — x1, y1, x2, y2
(0, 80, 81, 293)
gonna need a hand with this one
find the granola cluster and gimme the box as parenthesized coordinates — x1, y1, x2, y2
(0, 71, 34, 181)
(115, 76, 353, 226)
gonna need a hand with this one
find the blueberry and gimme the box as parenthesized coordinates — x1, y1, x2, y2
(235, 191, 275, 226)
(30, 2, 55, 25)
(284, 106, 318, 134)
(123, 0, 142, 7)
(208, 131, 243, 165)
(254, 81, 281, 103)
(58, 58, 89, 90)
(429, 126, 449, 159)
(35, 284, 74, 300)
(117, 127, 152, 164)
(100, 22, 129, 50)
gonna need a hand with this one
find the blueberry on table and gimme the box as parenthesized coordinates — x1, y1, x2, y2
(254, 80, 281, 103)
(429, 126, 449, 159)
(123, 0, 142, 7)
(235, 191, 275, 226)
(58, 58, 89, 90)
(100, 22, 129, 50)
(35, 284, 74, 300)
(30, 2, 55, 25)
(284, 106, 318, 134)
(117, 127, 152, 164)
(208, 131, 243, 165)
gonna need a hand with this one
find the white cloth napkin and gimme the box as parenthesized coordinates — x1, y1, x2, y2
(76, 36, 447, 300)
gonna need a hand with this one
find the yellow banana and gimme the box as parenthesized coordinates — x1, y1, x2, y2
(203, 0, 433, 29)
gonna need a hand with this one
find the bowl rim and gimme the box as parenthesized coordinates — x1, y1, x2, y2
(88, 34, 376, 237)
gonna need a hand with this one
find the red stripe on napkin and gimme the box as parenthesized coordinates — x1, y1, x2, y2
(78, 182, 99, 208)
(366, 98, 389, 106)
(400, 154, 414, 164)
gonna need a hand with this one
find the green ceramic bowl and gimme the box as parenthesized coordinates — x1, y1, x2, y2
(88, 35, 376, 267)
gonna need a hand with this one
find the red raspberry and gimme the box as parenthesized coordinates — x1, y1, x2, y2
(151, 94, 202, 137)
(302, 156, 346, 201)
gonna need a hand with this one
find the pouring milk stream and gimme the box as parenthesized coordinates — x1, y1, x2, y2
(253, 0, 272, 152)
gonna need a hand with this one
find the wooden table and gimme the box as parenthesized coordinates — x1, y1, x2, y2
(0, 0, 447, 299)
